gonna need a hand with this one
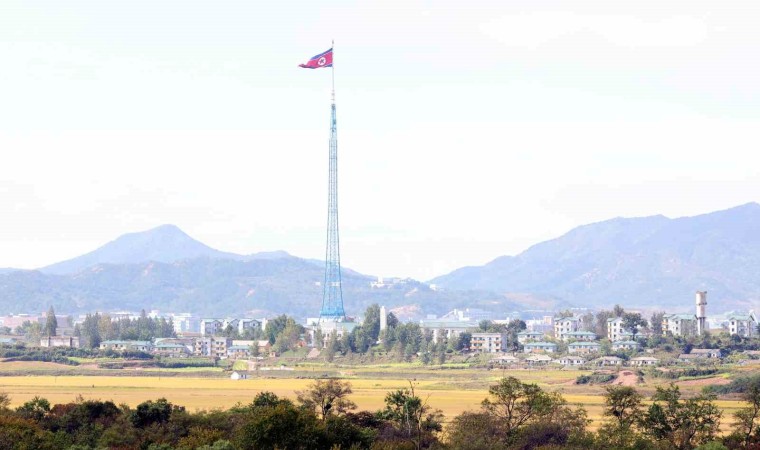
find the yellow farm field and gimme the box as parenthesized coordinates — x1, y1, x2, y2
(0, 374, 747, 429)
(0, 376, 488, 419)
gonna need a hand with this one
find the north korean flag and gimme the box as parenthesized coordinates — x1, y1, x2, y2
(299, 48, 333, 69)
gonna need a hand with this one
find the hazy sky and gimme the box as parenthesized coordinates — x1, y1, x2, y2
(1, 1, 759, 280)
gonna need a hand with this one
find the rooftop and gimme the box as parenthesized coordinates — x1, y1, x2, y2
(524, 341, 557, 347)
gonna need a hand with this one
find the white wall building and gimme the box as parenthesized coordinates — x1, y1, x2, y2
(554, 317, 579, 340)
(728, 314, 756, 338)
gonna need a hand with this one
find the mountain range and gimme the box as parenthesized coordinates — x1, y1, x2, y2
(0, 226, 514, 318)
(1, 203, 759, 318)
(432, 202, 760, 313)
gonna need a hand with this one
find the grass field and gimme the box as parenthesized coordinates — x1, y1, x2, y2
(0, 361, 747, 429)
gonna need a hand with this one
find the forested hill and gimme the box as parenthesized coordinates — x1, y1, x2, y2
(431, 203, 760, 312)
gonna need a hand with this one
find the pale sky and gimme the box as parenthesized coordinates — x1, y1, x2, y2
(1, 1, 759, 280)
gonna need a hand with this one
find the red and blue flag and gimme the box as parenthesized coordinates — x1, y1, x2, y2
(299, 48, 333, 69)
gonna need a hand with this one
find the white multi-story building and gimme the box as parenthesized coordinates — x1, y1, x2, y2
(554, 317, 579, 340)
(662, 314, 697, 337)
(470, 333, 507, 353)
(418, 320, 476, 344)
(172, 314, 200, 334)
(237, 318, 261, 335)
(200, 319, 224, 336)
(607, 317, 625, 341)
(728, 314, 756, 338)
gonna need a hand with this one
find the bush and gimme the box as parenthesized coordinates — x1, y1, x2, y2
(576, 373, 616, 385)
(705, 373, 760, 395)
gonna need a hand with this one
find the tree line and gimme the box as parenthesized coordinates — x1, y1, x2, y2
(75, 311, 176, 348)
(2, 375, 759, 449)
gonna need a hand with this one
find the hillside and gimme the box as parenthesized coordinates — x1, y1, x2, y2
(0, 226, 517, 317)
(40, 224, 251, 275)
(431, 203, 760, 312)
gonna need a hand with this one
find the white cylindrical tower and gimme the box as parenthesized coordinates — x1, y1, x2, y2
(696, 291, 707, 335)
(380, 305, 387, 331)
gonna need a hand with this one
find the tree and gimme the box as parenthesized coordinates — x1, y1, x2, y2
(480, 376, 568, 437)
(595, 310, 615, 339)
(597, 386, 645, 448)
(730, 377, 760, 447)
(651, 311, 666, 336)
(381, 381, 443, 449)
(264, 315, 288, 344)
(613, 304, 625, 317)
(44, 306, 57, 337)
(362, 304, 381, 343)
(580, 313, 596, 333)
(457, 332, 472, 351)
(603, 386, 643, 430)
(272, 317, 304, 354)
(130, 398, 175, 428)
(622, 312, 648, 340)
(505, 320, 527, 351)
(0, 392, 11, 413)
(16, 396, 51, 422)
(641, 384, 721, 450)
(297, 379, 356, 420)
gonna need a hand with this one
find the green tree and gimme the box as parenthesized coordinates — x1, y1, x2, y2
(641, 384, 721, 450)
(296, 379, 357, 420)
(44, 306, 57, 337)
(481, 376, 569, 437)
(622, 312, 648, 340)
(362, 304, 381, 343)
(264, 315, 288, 344)
(595, 310, 615, 339)
(16, 396, 51, 422)
(729, 377, 760, 447)
(381, 381, 443, 449)
(130, 398, 175, 428)
(651, 311, 666, 336)
(597, 386, 645, 448)
(505, 320, 527, 350)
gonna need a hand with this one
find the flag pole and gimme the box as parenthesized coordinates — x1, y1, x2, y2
(331, 39, 335, 105)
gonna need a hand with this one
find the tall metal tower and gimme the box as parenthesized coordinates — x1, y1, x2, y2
(320, 61, 346, 322)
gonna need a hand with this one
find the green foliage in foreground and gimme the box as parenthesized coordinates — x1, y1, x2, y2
(2, 376, 760, 449)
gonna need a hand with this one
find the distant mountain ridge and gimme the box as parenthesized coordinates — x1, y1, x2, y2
(0, 225, 515, 317)
(2, 203, 760, 317)
(40, 224, 291, 275)
(431, 203, 760, 312)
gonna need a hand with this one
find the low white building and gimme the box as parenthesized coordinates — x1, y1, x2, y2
(523, 341, 557, 353)
(526, 354, 552, 366)
(489, 355, 519, 365)
(612, 340, 640, 351)
(561, 331, 597, 342)
(568, 341, 601, 354)
(517, 331, 544, 344)
(630, 356, 659, 366)
(557, 356, 586, 366)
(593, 356, 623, 366)
(40, 336, 80, 348)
